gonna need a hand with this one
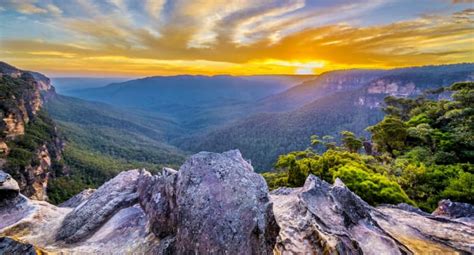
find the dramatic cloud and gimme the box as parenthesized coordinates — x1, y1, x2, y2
(0, 0, 473, 76)
(452, 0, 474, 3)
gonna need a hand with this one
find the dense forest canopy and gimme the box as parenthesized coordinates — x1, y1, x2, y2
(176, 64, 474, 170)
(263, 82, 474, 211)
(44, 95, 186, 203)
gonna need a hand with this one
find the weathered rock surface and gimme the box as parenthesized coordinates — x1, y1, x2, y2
(0, 237, 42, 255)
(1, 151, 473, 254)
(0, 194, 70, 253)
(56, 169, 142, 243)
(0, 169, 157, 254)
(0, 170, 20, 203)
(271, 175, 474, 254)
(138, 167, 178, 238)
(139, 150, 279, 254)
(59, 188, 96, 208)
(432, 199, 474, 219)
(375, 205, 474, 254)
(0, 171, 35, 229)
(271, 176, 408, 254)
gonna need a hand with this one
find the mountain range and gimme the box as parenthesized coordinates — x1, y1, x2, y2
(1, 61, 472, 202)
(62, 63, 474, 170)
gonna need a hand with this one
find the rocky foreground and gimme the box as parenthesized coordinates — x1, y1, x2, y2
(0, 150, 473, 254)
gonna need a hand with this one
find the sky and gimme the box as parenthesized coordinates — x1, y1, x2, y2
(0, 0, 473, 77)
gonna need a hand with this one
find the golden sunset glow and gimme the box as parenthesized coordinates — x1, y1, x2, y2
(0, 0, 473, 77)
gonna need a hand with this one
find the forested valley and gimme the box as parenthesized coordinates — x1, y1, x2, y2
(263, 82, 473, 211)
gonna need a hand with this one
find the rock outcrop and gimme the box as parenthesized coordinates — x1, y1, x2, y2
(0, 237, 43, 255)
(0, 168, 157, 254)
(1, 151, 473, 254)
(59, 188, 96, 208)
(138, 167, 178, 239)
(0, 170, 20, 203)
(272, 175, 474, 254)
(138, 150, 279, 254)
(271, 176, 408, 254)
(374, 205, 474, 254)
(432, 199, 474, 220)
(56, 170, 142, 243)
(367, 79, 417, 96)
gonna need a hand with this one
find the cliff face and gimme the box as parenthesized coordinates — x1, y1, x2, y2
(0, 151, 472, 254)
(0, 62, 63, 201)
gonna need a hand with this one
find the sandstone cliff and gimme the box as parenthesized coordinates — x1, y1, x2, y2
(0, 62, 63, 200)
(0, 150, 472, 254)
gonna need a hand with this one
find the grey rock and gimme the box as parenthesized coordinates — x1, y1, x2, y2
(0, 193, 158, 254)
(383, 203, 431, 217)
(138, 167, 178, 238)
(2, 151, 473, 254)
(139, 150, 279, 254)
(272, 174, 474, 254)
(149, 236, 176, 255)
(0, 237, 39, 255)
(432, 199, 474, 219)
(81, 204, 159, 254)
(0, 170, 20, 205)
(56, 169, 143, 243)
(59, 188, 96, 208)
(375, 205, 474, 253)
(271, 175, 406, 254)
(0, 194, 33, 230)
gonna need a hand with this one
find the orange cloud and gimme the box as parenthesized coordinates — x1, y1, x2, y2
(452, 0, 474, 3)
(0, 1, 473, 76)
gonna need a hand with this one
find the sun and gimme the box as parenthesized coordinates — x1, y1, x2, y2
(295, 67, 315, 75)
(294, 61, 325, 75)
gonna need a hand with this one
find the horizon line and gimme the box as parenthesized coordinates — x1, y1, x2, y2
(47, 62, 474, 79)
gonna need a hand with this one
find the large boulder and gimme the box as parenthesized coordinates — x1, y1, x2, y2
(1, 151, 473, 254)
(271, 175, 407, 254)
(56, 169, 143, 243)
(374, 205, 474, 254)
(1, 193, 156, 254)
(139, 150, 279, 254)
(271, 175, 474, 254)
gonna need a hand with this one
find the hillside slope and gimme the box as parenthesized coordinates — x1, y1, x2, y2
(179, 88, 384, 170)
(68, 75, 314, 130)
(178, 64, 474, 170)
(255, 64, 474, 112)
(0, 61, 63, 200)
(51, 77, 130, 94)
(44, 95, 187, 203)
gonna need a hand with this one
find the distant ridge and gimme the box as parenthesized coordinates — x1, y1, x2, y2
(176, 63, 474, 170)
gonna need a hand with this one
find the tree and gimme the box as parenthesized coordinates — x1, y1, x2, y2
(322, 135, 337, 150)
(367, 117, 407, 156)
(310, 135, 321, 147)
(275, 153, 307, 187)
(333, 164, 414, 205)
(442, 171, 474, 204)
(264, 82, 474, 211)
(341, 131, 363, 153)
